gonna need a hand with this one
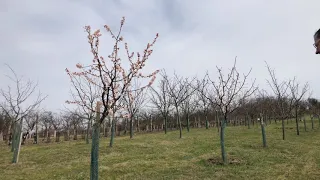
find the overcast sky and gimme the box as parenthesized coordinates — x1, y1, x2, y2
(1, 0, 320, 112)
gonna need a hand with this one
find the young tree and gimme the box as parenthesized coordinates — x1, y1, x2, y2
(266, 62, 294, 140)
(66, 69, 100, 144)
(165, 73, 196, 138)
(40, 111, 54, 143)
(149, 71, 172, 134)
(0, 110, 9, 142)
(123, 79, 147, 139)
(256, 89, 270, 148)
(0, 65, 47, 163)
(25, 111, 40, 143)
(65, 17, 159, 180)
(207, 58, 256, 164)
(181, 91, 198, 132)
(307, 98, 320, 129)
(49, 113, 63, 142)
(195, 77, 211, 130)
(288, 78, 309, 135)
(241, 98, 258, 129)
(61, 112, 72, 141)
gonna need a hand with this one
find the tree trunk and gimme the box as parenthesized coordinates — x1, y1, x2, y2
(269, 115, 271, 125)
(90, 122, 100, 180)
(263, 114, 267, 126)
(109, 116, 115, 147)
(311, 117, 314, 130)
(114, 122, 117, 137)
(260, 114, 267, 148)
(150, 115, 153, 132)
(164, 115, 168, 134)
(12, 118, 23, 163)
(175, 107, 182, 139)
(124, 118, 128, 135)
(130, 117, 133, 139)
(107, 117, 111, 137)
(244, 116, 247, 127)
(56, 131, 60, 142)
(90, 102, 101, 180)
(178, 114, 182, 139)
(67, 129, 70, 141)
(10, 122, 16, 152)
(5, 122, 12, 143)
(282, 118, 285, 140)
(217, 113, 220, 133)
(205, 115, 209, 129)
(252, 117, 255, 126)
(186, 114, 190, 132)
(303, 118, 307, 132)
(295, 106, 300, 135)
(176, 114, 179, 130)
(73, 127, 78, 140)
(220, 117, 227, 164)
(35, 120, 38, 144)
(46, 127, 49, 139)
(53, 130, 57, 138)
(86, 118, 91, 144)
(136, 116, 140, 132)
(46, 129, 51, 143)
(247, 115, 250, 129)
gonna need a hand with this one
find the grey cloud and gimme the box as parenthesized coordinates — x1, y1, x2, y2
(1, 0, 320, 111)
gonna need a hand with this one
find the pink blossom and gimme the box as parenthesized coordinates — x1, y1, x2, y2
(76, 63, 83, 68)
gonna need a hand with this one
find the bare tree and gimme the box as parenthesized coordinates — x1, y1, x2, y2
(25, 111, 40, 144)
(123, 79, 147, 139)
(65, 69, 100, 144)
(61, 112, 72, 141)
(181, 91, 198, 132)
(288, 78, 309, 135)
(266, 62, 294, 140)
(195, 77, 211, 130)
(307, 98, 320, 129)
(165, 72, 196, 138)
(0, 110, 6, 141)
(207, 58, 256, 164)
(0, 64, 47, 163)
(149, 70, 172, 134)
(39, 111, 54, 143)
(256, 89, 270, 148)
(49, 113, 63, 142)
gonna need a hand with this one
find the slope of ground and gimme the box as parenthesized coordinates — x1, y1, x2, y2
(1, 120, 320, 180)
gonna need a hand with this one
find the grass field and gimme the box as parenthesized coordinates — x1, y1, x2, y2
(1, 119, 320, 180)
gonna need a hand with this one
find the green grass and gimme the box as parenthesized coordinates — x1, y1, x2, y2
(1, 119, 320, 180)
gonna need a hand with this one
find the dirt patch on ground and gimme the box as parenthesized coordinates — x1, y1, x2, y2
(206, 157, 243, 165)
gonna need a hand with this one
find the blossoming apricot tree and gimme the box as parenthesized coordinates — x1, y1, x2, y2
(65, 17, 159, 180)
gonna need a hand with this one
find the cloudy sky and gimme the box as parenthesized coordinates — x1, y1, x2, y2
(0, 0, 320, 112)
